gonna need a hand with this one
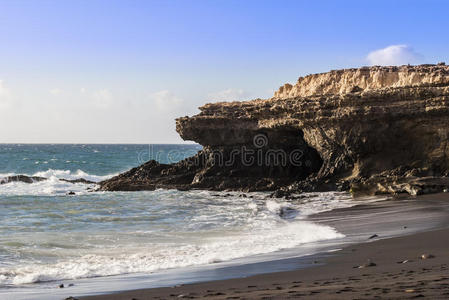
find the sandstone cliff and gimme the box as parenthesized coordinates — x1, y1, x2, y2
(273, 64, 449, 98)
(100, 64, 449, 196)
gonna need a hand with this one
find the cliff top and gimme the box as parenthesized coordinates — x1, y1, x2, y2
(273, 63, 449, 99)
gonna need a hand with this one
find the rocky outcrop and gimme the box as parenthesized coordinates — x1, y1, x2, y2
(0, 175, 96, 185)
(60, 178, 96, 184)
(100, 64, 449, 196)
(0, 175, 47, 184)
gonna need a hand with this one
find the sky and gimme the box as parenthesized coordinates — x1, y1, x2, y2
(0, 0, 448, 144)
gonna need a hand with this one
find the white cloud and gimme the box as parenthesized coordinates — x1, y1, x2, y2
(367, 45, 423, 66)
(151, 90, 183, 111)
(49, 88, 62, 95)
(0, 80, 12, 109)
(92, 89, 113, 108)
(208, 88, 249, 101)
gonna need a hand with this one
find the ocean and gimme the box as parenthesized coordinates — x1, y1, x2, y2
(0, 144, 362, 298)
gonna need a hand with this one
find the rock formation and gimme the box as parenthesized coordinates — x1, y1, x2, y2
(0, 175, 47, 185)
(100, 64, 449, 196)
(0, 175, 96, 185)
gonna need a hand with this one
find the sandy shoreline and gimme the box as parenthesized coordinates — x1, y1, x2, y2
(78, 193, 449, 300)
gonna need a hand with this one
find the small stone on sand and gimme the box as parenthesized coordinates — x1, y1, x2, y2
(356, 259, 376, 268)
(397, 260, 411, 264)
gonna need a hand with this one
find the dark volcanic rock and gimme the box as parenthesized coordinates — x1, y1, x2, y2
(60, 178, 96, 184)
(100, 143, 321, 192)
(100, 64, 449, 196)
(0, 175, 47, 184)
(100, 159, 199, 191)
(0, 175, 96, 185)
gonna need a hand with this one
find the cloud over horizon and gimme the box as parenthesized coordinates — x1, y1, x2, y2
(367, 45, 423, 66)
(91, 89, 113, 109)
(0, 80, 12, 109)
(151, 90, 184, 111)
(49, 88, 62, 96)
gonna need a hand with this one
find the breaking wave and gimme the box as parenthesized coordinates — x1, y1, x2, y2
(0, 169, 116, 196)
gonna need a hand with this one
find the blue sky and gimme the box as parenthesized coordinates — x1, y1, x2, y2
(0, 0, 448, 143)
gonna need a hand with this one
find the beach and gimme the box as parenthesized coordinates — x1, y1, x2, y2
(1, 144, 448, 300)
(81, 229, 449, 299)
(78, 193, 449, 300)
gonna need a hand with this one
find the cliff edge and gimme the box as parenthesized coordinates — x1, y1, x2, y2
(100, 64, 449, 196)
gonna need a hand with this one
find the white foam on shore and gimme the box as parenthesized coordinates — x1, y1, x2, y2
(0, 220, 343, 285)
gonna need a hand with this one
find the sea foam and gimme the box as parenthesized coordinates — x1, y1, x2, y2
(0, 169, 116, 196)
(0, 220, 343, 285)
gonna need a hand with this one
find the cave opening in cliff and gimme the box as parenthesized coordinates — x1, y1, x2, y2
(254, 129, 323, 181)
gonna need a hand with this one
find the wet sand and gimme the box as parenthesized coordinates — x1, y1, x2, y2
(79, 193, 449, 300)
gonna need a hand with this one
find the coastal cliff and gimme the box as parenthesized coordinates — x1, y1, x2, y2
(100, 64, 449, 196)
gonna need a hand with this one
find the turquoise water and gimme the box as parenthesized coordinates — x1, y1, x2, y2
(0, 144, 202, 176)
(0, 144, 353, 293)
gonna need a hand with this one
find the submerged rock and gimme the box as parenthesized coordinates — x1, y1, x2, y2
(100, 64, 449, 196)
(279, 207, 299, 219)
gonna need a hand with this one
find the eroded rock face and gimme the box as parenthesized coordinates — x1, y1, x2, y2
(100, 64, 449, 196)
(100, 139, 323, 192)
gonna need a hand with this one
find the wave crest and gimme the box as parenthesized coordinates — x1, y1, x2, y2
(0, 169, 116, 196)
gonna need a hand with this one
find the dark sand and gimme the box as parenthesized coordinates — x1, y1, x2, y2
(80, 194, 449, 300)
